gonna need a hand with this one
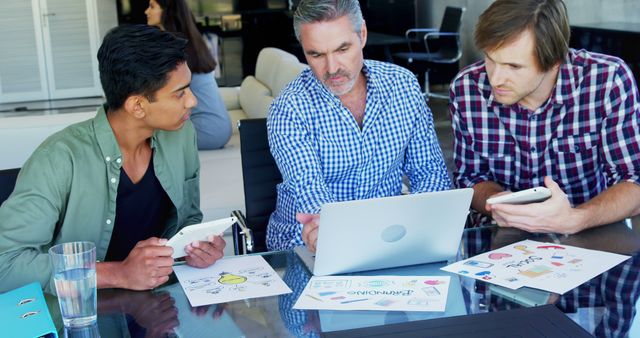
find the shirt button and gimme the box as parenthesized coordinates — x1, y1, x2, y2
(530, 146, 536, 152)
(532, 173, 537, 178)
(530, 115, 536, 120)
(110, 177, 117, 183)
(105, 156, 111, 162)
(574, 145, 580, 152)
(116, 158, 122, 164)
(106, 219, 112, 225)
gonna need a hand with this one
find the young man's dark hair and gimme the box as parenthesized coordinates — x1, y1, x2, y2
(98, 24, 188, 109)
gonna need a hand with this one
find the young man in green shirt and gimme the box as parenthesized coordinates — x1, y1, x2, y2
(0, 25, 226, 293)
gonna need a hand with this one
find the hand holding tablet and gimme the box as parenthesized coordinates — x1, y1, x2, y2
(486, 187, 552, 205)
(166, 216, 236, 258)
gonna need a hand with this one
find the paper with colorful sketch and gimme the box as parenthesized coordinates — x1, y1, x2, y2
(441, 239, 629, 294)
(173, 255, 292, 307)
(293, 276, 450, 312)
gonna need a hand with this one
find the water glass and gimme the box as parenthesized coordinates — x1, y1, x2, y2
(49, 241, 97, 327)
(64, 322, 101, 338)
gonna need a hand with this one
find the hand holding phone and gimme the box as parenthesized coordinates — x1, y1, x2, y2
(166, 216, 236, 258)
(486, 187, 551, 205)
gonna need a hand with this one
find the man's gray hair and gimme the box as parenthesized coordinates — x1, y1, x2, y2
(293, 0, 363, 42)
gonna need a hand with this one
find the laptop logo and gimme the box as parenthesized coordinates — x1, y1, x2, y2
(381, 224, 407, 242)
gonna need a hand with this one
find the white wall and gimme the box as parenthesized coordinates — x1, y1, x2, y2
(417, 0, 640, 67)
(96, 0, 119, 40)
(567, 0, 640, 25)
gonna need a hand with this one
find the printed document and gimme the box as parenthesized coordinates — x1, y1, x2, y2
(294, 276, 450, 312)
(173, 255, 292, 307)
(442, 239, 629, 294)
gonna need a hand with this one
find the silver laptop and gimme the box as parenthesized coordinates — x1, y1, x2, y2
(295, 188, 474, 276)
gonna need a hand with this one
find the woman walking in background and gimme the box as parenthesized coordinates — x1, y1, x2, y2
(146, 0, 232, 150)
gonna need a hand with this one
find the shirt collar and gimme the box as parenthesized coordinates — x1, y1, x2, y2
(93, 104, 122, 165)
(553, 49, 579, 107)
(93, 105, 159, 166)
(362, 60, 379, 96)
(478, 69, 495, 106)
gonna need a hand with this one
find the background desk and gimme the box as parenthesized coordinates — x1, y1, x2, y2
(49, 223, 640, 337)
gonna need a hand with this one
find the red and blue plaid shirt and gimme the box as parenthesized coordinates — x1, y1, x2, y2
(450, 49, 640, 225)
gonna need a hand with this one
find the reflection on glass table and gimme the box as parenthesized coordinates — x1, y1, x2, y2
(55, 222, 639, 337)
(461, 223, 640, 338)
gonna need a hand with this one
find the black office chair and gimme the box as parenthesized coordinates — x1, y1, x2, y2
(393, 6, 465, 100)
(231, 118, 282, 255)
(0, 168, 21, 205)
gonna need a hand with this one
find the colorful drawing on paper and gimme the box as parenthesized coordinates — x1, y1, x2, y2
(424, 279, 446, 285)
(403, 280, 419, 287)
(183, 266, 275, 294)
(489, 253, 512, 260)
(441, 239, 630, 295)
(537, 245, 565, 250)
(173, 255, 292, 307)
(422, 286, 441, 296)
(513, 245, 534, 255)
(519, 265, 552, 278)
(294, 275, 451, 312)
(464, 260, 494, 268)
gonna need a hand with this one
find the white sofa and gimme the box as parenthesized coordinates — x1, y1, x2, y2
(219, 47, 307, 133)
(0, 47, 307, 223)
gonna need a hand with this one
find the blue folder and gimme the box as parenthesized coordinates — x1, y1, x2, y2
(0, 282, 57, 338)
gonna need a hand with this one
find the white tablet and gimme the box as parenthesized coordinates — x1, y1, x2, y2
(486, 187, 551, 205)
(167, 216, 237, 258)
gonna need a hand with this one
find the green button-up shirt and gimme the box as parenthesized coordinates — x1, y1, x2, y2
(0, 106, 202, 293)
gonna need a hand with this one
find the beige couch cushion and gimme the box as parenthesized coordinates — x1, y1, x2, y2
(219, 86, 241, 110)
(221, 47, 306, 124)
(239, 76, 273, 120)
(274, 59, 307, 95)
(255, 47, 307, 97)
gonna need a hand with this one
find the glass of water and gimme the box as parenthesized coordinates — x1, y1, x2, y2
(49, 241, 97, 327)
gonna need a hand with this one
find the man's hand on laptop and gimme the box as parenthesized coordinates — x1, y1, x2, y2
(297, 213, 320, 253)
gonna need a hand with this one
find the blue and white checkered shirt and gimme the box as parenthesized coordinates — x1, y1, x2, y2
(266, 60, 452, 251)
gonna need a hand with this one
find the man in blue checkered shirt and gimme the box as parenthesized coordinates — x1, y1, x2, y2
(266, 0, 452, 251)
(450, 0, 640, 233)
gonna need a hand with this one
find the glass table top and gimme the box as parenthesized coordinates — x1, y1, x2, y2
(54, 222, 640, 337)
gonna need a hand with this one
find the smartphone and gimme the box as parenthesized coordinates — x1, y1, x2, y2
(486, 187, 551, 205)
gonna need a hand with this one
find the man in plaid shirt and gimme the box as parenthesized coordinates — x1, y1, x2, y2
(451, 0, 640, 233)
(266, 0, 451, 251)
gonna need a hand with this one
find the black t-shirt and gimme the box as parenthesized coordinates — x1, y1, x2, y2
(105, 157, 172, 262)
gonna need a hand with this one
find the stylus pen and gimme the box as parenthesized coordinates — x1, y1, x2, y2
(341, 298, 368, 304)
